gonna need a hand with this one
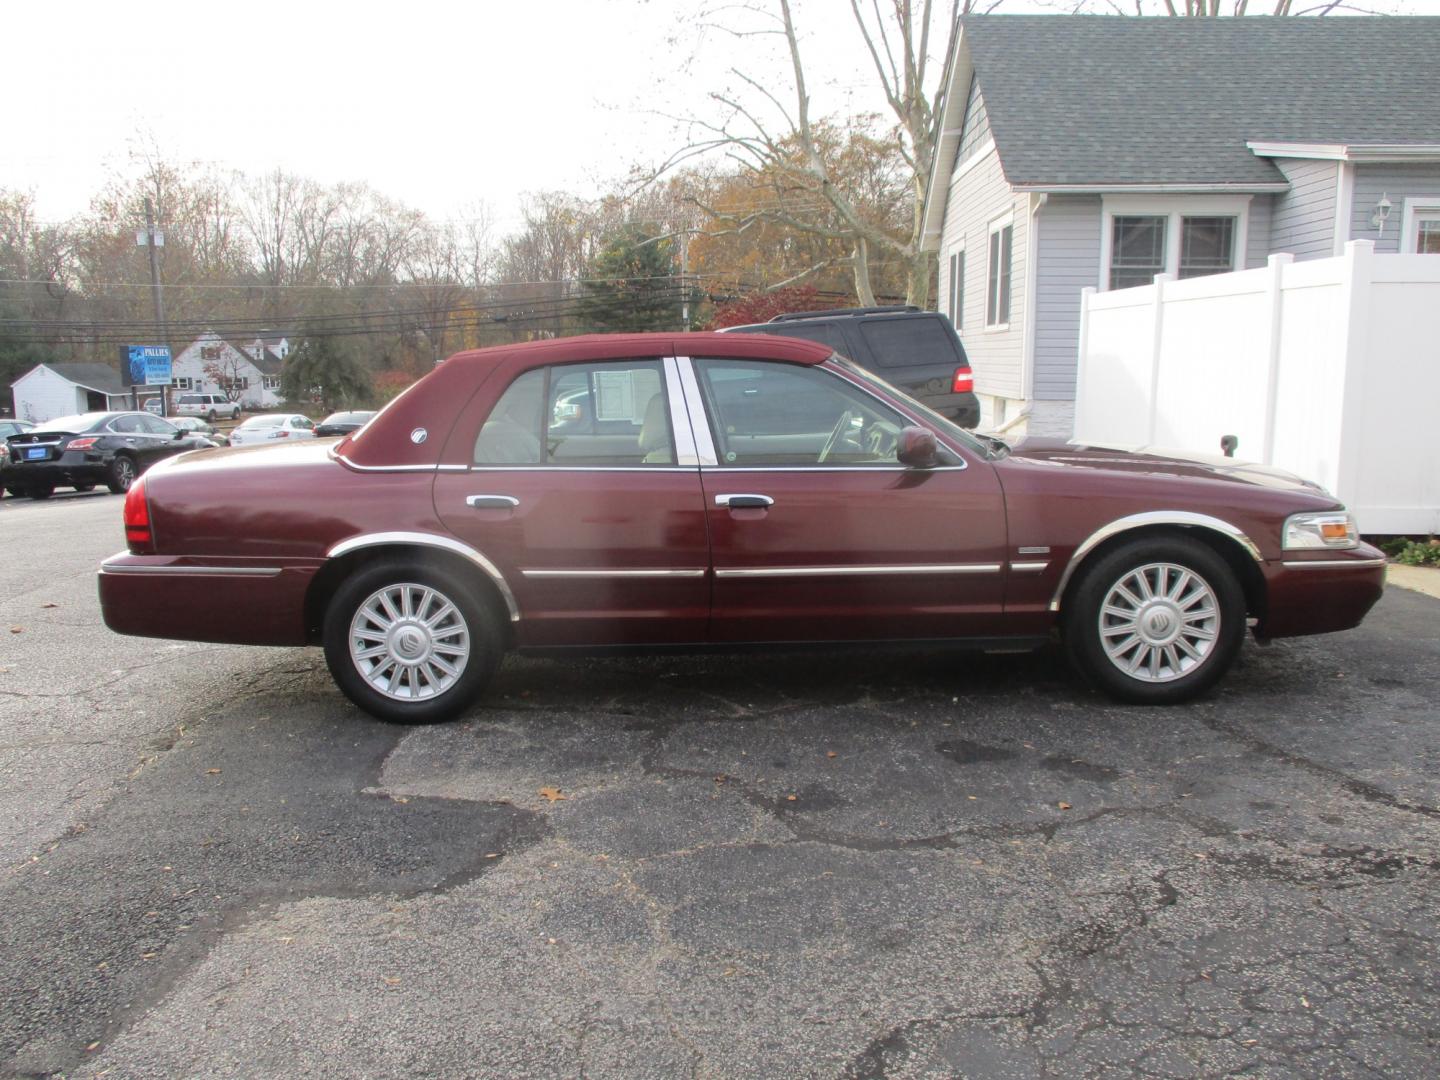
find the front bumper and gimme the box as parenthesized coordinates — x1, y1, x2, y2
(1256, 543, 1387, 639)
(98, 552, 322, 646)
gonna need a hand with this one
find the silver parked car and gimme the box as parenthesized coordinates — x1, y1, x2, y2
(227, 413, 317, 446)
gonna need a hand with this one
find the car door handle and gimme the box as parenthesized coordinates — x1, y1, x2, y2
(715, 493, 774, 509)
(466, 495, 520, 509)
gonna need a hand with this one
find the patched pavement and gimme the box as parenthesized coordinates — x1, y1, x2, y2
(1, 496, 1437, 1078)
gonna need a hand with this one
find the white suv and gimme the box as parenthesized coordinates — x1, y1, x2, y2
(174, 394, 241, 421)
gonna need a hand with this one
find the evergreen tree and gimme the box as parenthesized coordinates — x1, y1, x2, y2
(578, 225, 687, 333)
(280, 328, 372, 412)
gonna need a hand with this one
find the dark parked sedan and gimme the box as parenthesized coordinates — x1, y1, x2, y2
(4, 411, 212, 499)
(98, 333, 1384, 723)
(314, 411, 376, 438)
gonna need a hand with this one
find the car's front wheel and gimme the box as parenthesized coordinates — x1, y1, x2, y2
(73, 483, 96, 493)
(1064, 536, 1245, 704)
(322, 560, 502, 724)
(27, 483, 54, 500)
(106, 455, 137, 494)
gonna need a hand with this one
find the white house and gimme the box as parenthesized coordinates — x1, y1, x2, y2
(170, 330, 291, 410)
(11, 362, 132, 424)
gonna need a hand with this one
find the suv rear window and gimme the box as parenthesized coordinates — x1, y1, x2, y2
(855, 317, 963, 370)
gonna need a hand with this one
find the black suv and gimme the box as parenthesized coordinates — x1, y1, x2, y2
(722, 306, 979, 428)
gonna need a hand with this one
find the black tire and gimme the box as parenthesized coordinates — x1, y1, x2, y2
(73, 483, 96, 493)
(1063, 535, 1245, 705)
(28, 483, 55, 501)
(206, 409, 217, 422)
(106, 455, 138, 494)
(322, 559, 503, 724)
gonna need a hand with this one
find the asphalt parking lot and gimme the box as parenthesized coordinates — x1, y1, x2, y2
(1, 491, 1437, 1079)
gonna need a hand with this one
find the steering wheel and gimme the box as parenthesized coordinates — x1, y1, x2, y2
(865, 421, 899, 459)
(817, 409, 856, 464)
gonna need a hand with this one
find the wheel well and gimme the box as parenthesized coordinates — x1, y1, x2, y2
(1057, 525, 1266, 624)
(303, 543, 515, 646)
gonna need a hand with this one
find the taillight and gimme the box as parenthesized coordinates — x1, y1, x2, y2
(123, 477, 152, 551)
(270, 430, 289, 439)
(67, 437, 100, 451)
(952, 366, 974, 394)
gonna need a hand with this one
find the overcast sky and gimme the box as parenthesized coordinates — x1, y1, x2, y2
(6, 0, 1434, 233)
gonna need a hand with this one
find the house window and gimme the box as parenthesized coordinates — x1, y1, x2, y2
(1402, 198, 1440, 254)
(948, 248, 965, 329)
(1100, 197, 1250, 291)
(262, 376, 281, 391)
(200, 345, 221, 361)
(170, 376, 192, 391)
(986, 219, 1012, 328)
(1178, 217, 1236, 279)
(1110, 216, 1167, 290)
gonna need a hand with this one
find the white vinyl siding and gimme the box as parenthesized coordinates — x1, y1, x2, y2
(937, 147, 1025, 400)
(1032, 196, 1102, 402)
(1270, 159, 1339, 260)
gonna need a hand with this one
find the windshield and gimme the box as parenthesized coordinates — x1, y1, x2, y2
(828, 356, 1001, 460)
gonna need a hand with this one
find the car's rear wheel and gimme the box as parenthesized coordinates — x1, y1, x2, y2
(106, 455, 137, 494)
(73, 483, 96, 493)
(27, 483, 54, 500)
(1063, 536, 1245, 704)
(206, 409, 217, 422)
(322, 560, 502, 724)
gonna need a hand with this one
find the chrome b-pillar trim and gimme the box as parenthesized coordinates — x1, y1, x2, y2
(663, 356, 701, 467)
(673, 356, 719, 467)
(326, 531, 520, 622)
(1048, 512, 1264, 612)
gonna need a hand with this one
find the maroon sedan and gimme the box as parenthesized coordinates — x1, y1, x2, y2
(98, 333, 1385, 722)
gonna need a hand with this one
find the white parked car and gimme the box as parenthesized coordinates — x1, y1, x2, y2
(173, 394, 241, 421)
(227, 413, 317, 446)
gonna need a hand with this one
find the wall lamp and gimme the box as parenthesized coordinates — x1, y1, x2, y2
(1371, 192, 1392, 238)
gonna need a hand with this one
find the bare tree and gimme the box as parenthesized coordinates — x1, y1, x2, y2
(664, 0, 985, 307)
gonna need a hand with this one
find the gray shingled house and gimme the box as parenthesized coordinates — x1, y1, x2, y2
(920, 15, 1440, 438)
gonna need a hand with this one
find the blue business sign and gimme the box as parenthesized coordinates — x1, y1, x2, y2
(126, 346, 172, 386)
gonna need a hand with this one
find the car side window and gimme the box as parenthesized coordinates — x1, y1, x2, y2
(110, 415, 144, 434)
(473, 362, 674, 467)
(295, 417, 314, 430)
(695, 359, 908, 468)
(140, 415, 175, 435)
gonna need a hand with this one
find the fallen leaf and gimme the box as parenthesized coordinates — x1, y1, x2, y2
(826, 751, 838, 759)
(967, 795, 978, 801)
(206, 768, 221, 775)
(786, 794, 798, 802)
(713, 774, 727, 783)
(86, 1042, 101, 1052)
(538, 787, 566, 802)
(1058, 802, 1072, 811)
(383, 976, 401, 986)
(1301, 996, 1311, 1008)
(547, 937, 557, 945)
(9, 627, 21, 634)
(484, 853, 501, 859)
(41, 602, 58, 609)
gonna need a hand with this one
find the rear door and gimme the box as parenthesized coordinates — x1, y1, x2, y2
(434, 356, 711, 648)
(683, 356, 1008, 643)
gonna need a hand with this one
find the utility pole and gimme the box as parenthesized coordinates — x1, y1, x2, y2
(139, 197, 170, 415)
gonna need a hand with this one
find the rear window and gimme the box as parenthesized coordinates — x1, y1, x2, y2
(855, 317, 964, 370)
(239, 415, 286, 428)
(178, 395, 201, 405)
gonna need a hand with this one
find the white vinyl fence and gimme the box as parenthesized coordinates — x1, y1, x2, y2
(1074, 240, 1440, 534)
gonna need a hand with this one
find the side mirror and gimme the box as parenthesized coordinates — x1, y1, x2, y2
(173, 430, 188, 440)
(897, 425, 940, 469)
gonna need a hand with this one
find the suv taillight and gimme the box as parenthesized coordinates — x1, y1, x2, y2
(952, 365, 974, 394)
(123, 476, 152, 551)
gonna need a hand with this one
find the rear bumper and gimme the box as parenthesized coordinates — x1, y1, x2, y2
(98, 552, 322, 646)
(3, 459, 109, 488)
(1256, 545, 1387, 639)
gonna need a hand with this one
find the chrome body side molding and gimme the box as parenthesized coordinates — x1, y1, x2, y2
(100, 562, 283, 578)
(521, 568, 708, 579)
(326, 531, 520, 622)
(715, 563, 1002, 579)
(1281, 557, 1387, 569)
(1049, 511, 1264, 612)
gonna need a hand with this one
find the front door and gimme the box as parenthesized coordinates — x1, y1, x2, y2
(685, 357, 1009, 643)
(435, 357, 710, 648)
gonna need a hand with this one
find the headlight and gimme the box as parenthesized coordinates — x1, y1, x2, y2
(1283, 511, 1358, 550)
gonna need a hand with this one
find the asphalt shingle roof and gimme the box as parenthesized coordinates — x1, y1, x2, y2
(961, 15, 1440, 188)
(47, 363, 128, 395)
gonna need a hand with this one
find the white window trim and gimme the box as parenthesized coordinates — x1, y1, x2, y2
(985, 213, 1014, 332)
(946, 239, 966, 329)
(1400, 196, 1440, 253)
(1098, 195, 1251, 291)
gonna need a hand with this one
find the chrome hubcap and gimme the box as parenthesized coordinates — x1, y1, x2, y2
(349, 583, 470, 701)
(1099, 562, 1219, 684)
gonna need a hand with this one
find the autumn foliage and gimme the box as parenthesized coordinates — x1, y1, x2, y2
(704, 285, 845, 330)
